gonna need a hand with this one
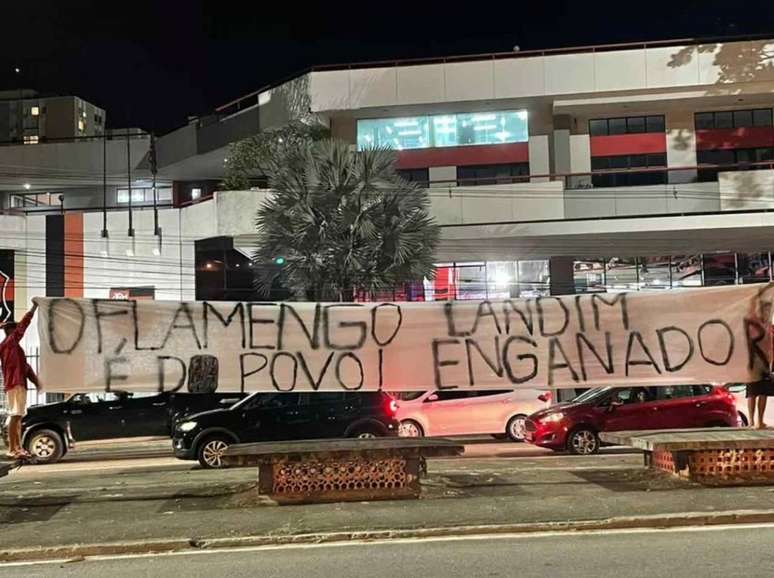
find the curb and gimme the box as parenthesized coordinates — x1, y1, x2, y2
(4, 509, 774, 563)
(0, 482, 257, 507)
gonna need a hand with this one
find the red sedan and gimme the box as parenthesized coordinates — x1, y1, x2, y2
(525, 385, 738, 455)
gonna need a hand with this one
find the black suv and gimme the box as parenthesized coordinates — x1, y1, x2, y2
(173, 391, 400, 468)
(18, 390, 247, 463)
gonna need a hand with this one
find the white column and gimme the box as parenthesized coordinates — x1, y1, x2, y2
(528, 135, 550, 182)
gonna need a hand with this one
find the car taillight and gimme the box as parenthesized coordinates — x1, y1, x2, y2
(388, 399, 398, 415)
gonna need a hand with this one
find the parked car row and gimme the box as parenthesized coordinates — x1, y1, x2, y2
(5, 381, 758, 467)
(13, 390, 247, 463)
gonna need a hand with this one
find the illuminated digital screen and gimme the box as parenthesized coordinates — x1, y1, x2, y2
(357, 110, 528, 151)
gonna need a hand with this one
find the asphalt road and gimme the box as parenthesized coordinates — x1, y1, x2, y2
(5, 524, 774, 577)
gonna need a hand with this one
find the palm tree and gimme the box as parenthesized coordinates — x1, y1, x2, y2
(254, 139, 439, 301)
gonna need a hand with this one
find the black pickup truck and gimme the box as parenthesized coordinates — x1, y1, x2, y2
(15, 390, 247, 464)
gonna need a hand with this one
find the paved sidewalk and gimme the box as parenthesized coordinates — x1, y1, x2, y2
(3, 452, 774, 560)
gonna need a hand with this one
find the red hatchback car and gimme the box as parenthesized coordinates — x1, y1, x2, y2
(525, 384, 738, 455)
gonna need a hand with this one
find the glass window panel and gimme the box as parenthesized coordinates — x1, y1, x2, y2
(646, 115, 665, 133)
(626, 117, 646, 134)
(757, 148, 774, 162)
(357, 110, 528, 151)
(702, 253, 736, 286)
(573, 259, 606, 293)
(456, 264, 488, 300)
(591, 157, 610, 170)
(733, 110, 753, 128)
(753, 109, 773, 127)
(398, 168, 429, 184)
(589, 119, 608, 136)
(672, 255, 702, 287)
(647, 153, 667, 167)
(431, 115, 458, 147)
(714, 111, 733, 129)
(591, 173, 613, 188)
(639, 257, 671, 290)
(609, 156, 628, 169)
(606, 258, 639, 291)
(517, 260, 550, 297)
(486, 261, 518, 299)
(116, 189, 129, 203)
(738, 253, 769, 284)
(356, 116, 430, 151)
(629, 154, 647, 168)
(736, 149, 753, 165)
(695, 112, 715, 130)
(608, 118, 627, 135)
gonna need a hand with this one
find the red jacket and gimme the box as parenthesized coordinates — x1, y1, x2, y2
(0, 309, 35, 391)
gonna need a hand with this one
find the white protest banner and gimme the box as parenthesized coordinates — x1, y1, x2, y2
(36, 283, 774, 393)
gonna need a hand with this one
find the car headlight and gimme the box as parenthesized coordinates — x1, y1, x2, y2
(178, 421, 198, 432)
(542, 412, 564, 423)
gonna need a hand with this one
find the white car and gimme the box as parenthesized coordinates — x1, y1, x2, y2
(394, 389, 549, 441)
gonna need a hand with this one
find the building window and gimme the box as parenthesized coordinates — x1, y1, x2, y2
(738, 253, 770, 284)
(588, 115, 665, 136)
(591, 153, 667, 187)
(116, 188, 172, 205)
(191, 188, 202, 200)
(573, 259, 606, 293)
(702, 253, 735, 286)
(23, 135, 39, 144)
(695, 109, 773, 130)
(456, 163, 530, 186)
(397, 168, 429, 184)
(697, 147, 774, 181)
(78, 119, 85, 132)
(357, 110, 529, 151)
(30, 106, 39, 116)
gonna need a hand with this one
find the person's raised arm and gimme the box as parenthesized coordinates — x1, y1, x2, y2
(9, 302, 38, 344)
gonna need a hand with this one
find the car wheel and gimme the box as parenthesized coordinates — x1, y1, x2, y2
(25, 429, 65, 464)
(506, 414, 528, 442)
(399, 420, 424, 438)
(737, 412, 749, 427)
(566, 427, 599, 455)
(197, 436, 231, 469)
(348, 425, 384, 439)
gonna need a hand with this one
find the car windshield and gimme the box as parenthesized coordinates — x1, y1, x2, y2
(391, 391, 426, 401)
(231, 393, 257, 410)
(571, 387, 613, 403)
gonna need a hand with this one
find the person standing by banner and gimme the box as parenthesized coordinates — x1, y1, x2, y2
(1, 301, 41, 459)
(746, 324, 774, 430)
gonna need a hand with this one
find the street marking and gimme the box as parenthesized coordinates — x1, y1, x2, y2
(5, 522, 774, 568)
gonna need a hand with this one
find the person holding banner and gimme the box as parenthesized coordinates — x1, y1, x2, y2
(747, 325, 774, 429)
(746, 377, 773, 430)
(1, 301, 41, 459)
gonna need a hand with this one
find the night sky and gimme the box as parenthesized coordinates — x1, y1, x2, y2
(2, 0, 773, 134)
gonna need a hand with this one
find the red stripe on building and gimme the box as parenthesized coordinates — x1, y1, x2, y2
(395, 142, 529, 169)
(589, 133, 666, 157)
(695, 127, 774, 150)
(64, 213, 84, 298)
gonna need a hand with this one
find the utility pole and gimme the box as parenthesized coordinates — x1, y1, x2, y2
(150, 132, 160, 236)
(101, 133, 108, 238)
(127, 131, 134, 237)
